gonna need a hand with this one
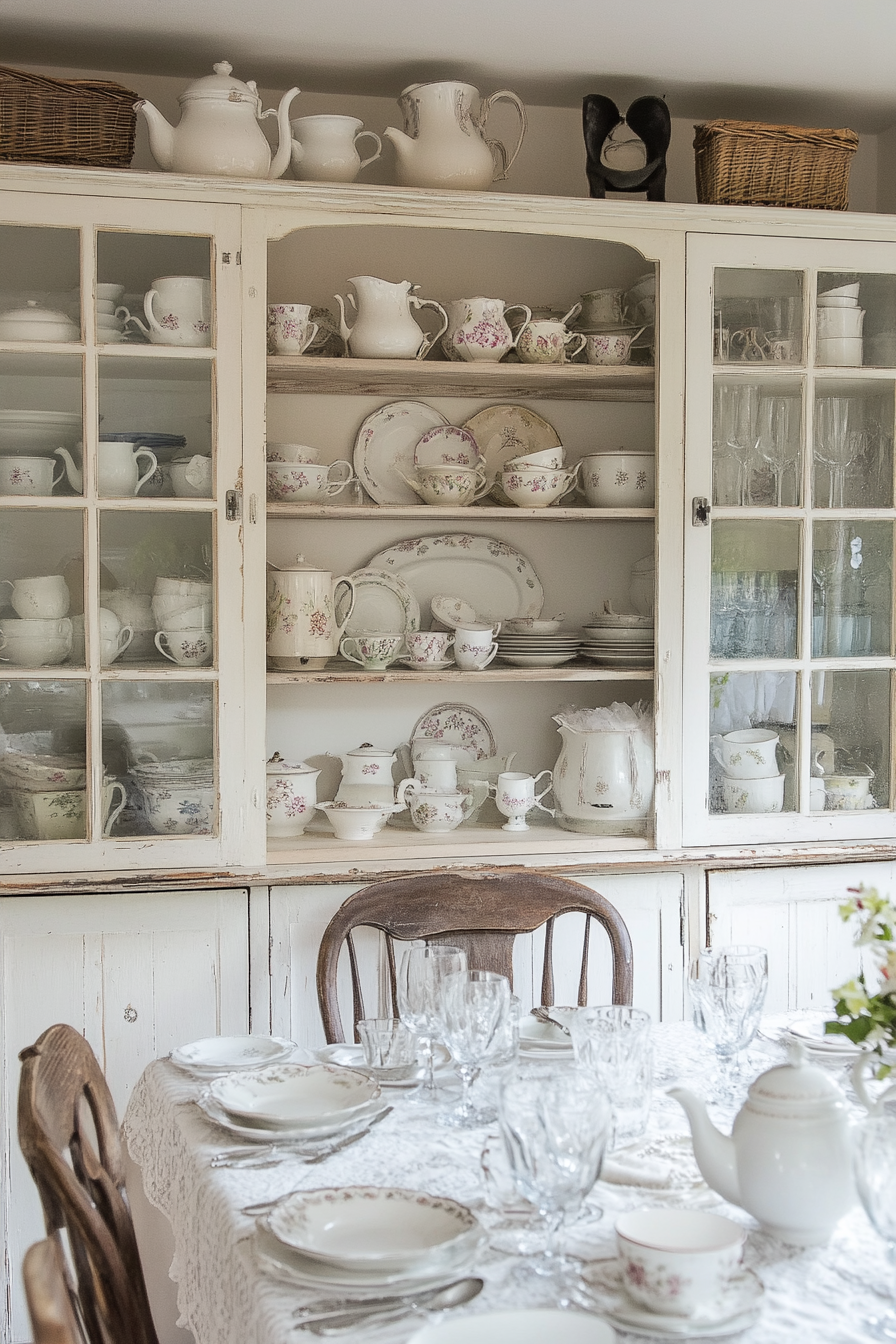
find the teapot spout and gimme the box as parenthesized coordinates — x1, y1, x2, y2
(668, 1086, 741, 1206)
(53, 447, 82, 494)
(383, 125, 415, 166)
(136, 100, 176, 172)
(267, 86, 301, 179)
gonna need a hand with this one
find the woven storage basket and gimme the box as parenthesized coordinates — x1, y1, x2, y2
(0, 65, 137, 168)
(694, 120, 859, 211)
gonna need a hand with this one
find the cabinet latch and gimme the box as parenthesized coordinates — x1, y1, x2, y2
(692, 496, 711, 526)
(225, 489, 242, 521)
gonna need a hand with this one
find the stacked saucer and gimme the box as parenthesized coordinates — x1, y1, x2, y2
(201, 1062, 385, 1143)
(581, 613, 654, 669)
(496, 628, 581, 668)
(258, 1184, 483, 1292)
(169, 1034, 297, 1077)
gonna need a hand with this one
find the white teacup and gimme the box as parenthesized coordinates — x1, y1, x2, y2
(100, 624, 134, 666)
(499, 465, 578, 508)
(0, 617, 73, 666)
(155, 628, 213, 666)
(579, 286, 627, 327)
(616, 1210, 745, 1318)
(414, 757, 458, 791)
(0, 455, 64, 496)
(506, 447, 565, 471)
(400, 465, 489, 507)
(266, 460, 353, 502)
(824, 771, 874, 810)
(170, 455, 213, 498)
(454, 623, 498, 670)
(1, 574, 70, 619)
(339, 632, 404, 669)
(517, 319, 586, 364)
(398, 779, 474, 832)
(584, 329, 644, 366)
(711, 729, 779, 778)
(405, 630, 454, 664)
(265, 443, 323, 464)
(96, 283, 125, 304)
(721, 772, 785, 814)
(494, 770, 553, 831)
(267, 303, 319, 355)
(154, 577, 212, 599)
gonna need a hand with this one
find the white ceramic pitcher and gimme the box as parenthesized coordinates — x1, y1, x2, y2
(266, 557, 355, 670)
(335, 276, 448, 360)
(552, 712, 654, 832)
(442, 297, 532, 363)
(126, 277, 212, 347)
(290, 114, 382, 182)
(384, 81, 527, 190)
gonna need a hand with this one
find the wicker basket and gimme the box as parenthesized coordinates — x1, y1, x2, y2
(694, 120, 859, 211)
(0, 65, 137, 168)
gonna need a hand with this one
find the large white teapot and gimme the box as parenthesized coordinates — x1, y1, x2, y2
(137, 62, 299, 179)
(670, 1044, 855, 1245)
(384, 81, 527, 191)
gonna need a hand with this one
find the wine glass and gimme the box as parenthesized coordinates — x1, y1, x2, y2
(437, 969, 511, 1128)
(396, 942, 467, 1106)
(757, 394, 801, 507)
(815, 396, 856, 507)
(498, 1069, 612, 1301)
(689, 944, 768, 1104)
(854, 1104, 896, 1340)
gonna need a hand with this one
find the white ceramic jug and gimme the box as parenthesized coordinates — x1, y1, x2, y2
(384, 81, 527, 190)
(126, 277, 212, 348)
(137, 62, 299, 179)
(442, 297, 532, 363)
(290, 115, 382, 182)
(266, 557, 355, 669)
(335, 746, 398, 811)
(552, 711, 654, 833)
(54, 442, 157, 496)
(335, 276, 448, 360)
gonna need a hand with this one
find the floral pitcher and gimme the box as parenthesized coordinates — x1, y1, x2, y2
(384, 81, 527, 190)
(442, 296, 532, 363)
(266, 557, 355, 670)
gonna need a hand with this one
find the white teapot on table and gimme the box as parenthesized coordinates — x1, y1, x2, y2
(137, 62, 299, 179)
(670, 1043, 855, 1245)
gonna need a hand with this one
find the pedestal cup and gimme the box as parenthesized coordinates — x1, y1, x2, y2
(494, 770, 553, 831)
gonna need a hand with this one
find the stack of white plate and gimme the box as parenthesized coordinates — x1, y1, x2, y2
(581, 617, 654, 669)
(258, 1184, 483, 1292)
(169, 1034, 297, 1077)
(200, 1062, 385, 1142)
(496, 630, 581, 668)
(518, 1009, 576, 1059)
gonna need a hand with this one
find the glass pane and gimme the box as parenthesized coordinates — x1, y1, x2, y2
(713, 378, 802, 506)
(813, 521, 892, 658)
(98, 355, 213, 499)
(711, 521, 800, 659)
(708, 670, 796, 814)
(0, 225, 81, 340)
(0, 352, 83, 498)
(99, 511, 214, 667)
(812, 384, 893, 508)
(817, 272, 896, 369)
(96, 232, 212, 348)
(811, 669, 890, 810)
(0, 511, 85, 669)
(714, 268, 804, 365)
(102, 682, 216, 837)
(0, 680, 87, 840)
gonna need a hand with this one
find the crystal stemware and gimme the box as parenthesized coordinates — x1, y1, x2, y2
(756, 394, 800, 507)
(568, 1005, 653, 1147)
(396, 941, 467, 1106)
(437, 969, 511, 1128)
(499, 1068, 612, 1301)
(854, 1103, 896, 1340)
(688, 944, 768, 1103)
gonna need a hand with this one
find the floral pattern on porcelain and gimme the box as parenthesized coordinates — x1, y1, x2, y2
(265, 778, 308, 820)
(622, 1255, 693, 1306)
(267, 468, 310, 500)
(500, 792, 529, 811)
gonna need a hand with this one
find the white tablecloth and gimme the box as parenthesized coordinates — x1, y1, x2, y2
(123, 1024, 891, 1344)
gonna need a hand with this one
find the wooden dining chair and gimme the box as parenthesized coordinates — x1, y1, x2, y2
(18, 1023, 161, 1344)
(316, 869, 634, 1042)
(22, 1236, 86, 1344)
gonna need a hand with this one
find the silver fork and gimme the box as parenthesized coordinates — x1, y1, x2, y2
(531, 1005, 572, 1036)
(214, 1106, 392, 1171)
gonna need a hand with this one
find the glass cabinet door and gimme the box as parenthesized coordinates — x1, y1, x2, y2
(684, 234, 896, 845)
(0, 192, 251, 872)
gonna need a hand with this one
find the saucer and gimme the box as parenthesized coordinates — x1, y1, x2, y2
(398, 658, 455, 671)
(584, 1264, 763, 1339)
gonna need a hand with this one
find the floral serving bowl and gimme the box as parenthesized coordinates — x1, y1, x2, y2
(315, 800, 405, 841)
(140, 784, 216, 835)
(581, 452, 655, 508)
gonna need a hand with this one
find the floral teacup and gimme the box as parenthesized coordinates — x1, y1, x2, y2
(398, 778, 474, 832)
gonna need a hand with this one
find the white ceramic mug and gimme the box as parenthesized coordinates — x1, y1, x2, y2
(266, 303, 319, 355)
(266, 460, 354, 502)
(98, 441, 158, 497)
(0, 455, 64, 496)
(339, 632, 404, 669)
(1, 574, 70, 619)
(155, 628, 213, 666)
(816, 306, 865, 339)
(494, 770, 553, 831)
(404, 630, 454, 664)
(517, 320, 586, 365)
(616, 1209, 745, 1317)
(453, 623, 498, 670)
(711, 729, 779, 779)
(99, 608, 134, 666)
(721, 773, 785, 814)
(290, 114, 382, 183)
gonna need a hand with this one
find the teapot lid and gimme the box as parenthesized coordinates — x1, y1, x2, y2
(266, 751, 317, 776)
(179, 61, 261, 107)
(747, 1042, 848, 1115)
(268, 555, 328, 574)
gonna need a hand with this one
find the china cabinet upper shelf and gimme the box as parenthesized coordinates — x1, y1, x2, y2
(266, 355, 655, 401)
(267, 665, 654, 685)
(266, 502, 656, 521)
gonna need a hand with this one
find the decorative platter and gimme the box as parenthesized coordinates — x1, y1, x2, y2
(353, 401, 449, 505)
(411, 702, 496, 762)
(366, 534, 543, 623)
(414, 425, 480, 469)
(170, 1034, 296, 1075)
(462, 404, 562, 501)
(343, 567, 421, 637)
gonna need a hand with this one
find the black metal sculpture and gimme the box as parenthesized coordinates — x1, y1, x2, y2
(583, 95, 671, 202)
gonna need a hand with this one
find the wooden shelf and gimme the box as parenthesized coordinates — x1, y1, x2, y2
(267, 502, 655, 522)
(267, 659, 654, 684)
(267, 355, 655, 401)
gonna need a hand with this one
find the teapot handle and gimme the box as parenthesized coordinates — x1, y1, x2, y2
(565, 331, 587, 360)
(482, 90, 528, 181)
(333, 577, 356, 637)
(852, 1053, 896, 1113)
(410, 297, 449, 360)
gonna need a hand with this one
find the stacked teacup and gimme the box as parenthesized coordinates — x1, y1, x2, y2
(0, 574, 72, 667)
(498, 446, 578, 508)
(95, 283, 130, 345)
(266, 442, 354, 503)
(712, 728, 784, 814)
(817, 280, 863, 367)
(152, 577, 213, 667)
(573, 283, 646, 366)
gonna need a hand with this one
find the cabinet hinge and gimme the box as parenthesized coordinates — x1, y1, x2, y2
(221, 251, 241, 265)
(692, 496, 711, 526)
(225, 489, 242, 521)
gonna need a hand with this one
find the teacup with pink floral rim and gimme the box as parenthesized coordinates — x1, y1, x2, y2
(615, 1209, 745, 1317)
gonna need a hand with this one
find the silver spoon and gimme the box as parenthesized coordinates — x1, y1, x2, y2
(293, 1277, 484, 1335)
(531, 1005, 572, 1036)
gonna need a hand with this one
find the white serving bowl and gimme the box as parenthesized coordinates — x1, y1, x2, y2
(581, 452, 655, 507)
(816, 336, 863, 366)
(316, 800, 403, 840)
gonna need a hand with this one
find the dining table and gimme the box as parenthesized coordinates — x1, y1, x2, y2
(122, 1021, 890, 1344)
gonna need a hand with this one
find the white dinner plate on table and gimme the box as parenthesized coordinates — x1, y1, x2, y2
(518, 1013, 575, 1056)
(315, 1042, 454, 1088)
(209, 1063, 380, 1130)
(410, 1309, 616, 1344)
(255, 1223, 480, 1291)
(197, 1089, 388, 1143)
(267, 1185, 480, 1273)
(169, 1035, 297, 1076)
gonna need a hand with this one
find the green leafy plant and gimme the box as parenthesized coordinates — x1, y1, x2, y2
(827, 885, 896, 1075)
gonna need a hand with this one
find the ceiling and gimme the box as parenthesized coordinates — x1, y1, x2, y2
(4, 0, 896, 133)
